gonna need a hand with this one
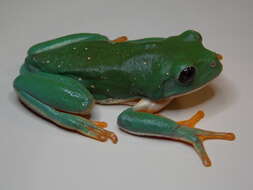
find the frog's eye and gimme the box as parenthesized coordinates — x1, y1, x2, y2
(178, 66, 196, 84)
(180, 30, 202, 42)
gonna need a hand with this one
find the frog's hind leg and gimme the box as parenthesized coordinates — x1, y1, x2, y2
(13, 72, 117, 143)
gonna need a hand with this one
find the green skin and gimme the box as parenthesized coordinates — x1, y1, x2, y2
(13, 30, 235, 167)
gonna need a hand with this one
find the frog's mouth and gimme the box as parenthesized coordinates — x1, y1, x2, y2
(168, 80, 212, 99)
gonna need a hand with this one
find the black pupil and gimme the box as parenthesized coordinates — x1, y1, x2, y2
(178, 66, 196, 84)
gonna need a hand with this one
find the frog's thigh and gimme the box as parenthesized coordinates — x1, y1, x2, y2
(13, 72, 118, 143)
(14, 72, 94, 115)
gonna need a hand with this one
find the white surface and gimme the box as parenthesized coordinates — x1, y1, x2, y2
(1, 0, 252, 189)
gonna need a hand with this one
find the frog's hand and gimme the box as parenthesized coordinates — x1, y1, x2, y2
(13, 72, 117, 143)
(176, 111, 205, 128)
(28, 33, 109, 55)
(117, 108, 235, 167)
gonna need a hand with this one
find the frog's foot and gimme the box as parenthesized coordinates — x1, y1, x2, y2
(177, 110, 205, 128)
(112, 36, 128, 43)
(87, 120, 118, 143)
(188, 129, 235, 167)
(175, 111, 235, 166)
(86, 125, 118, 143)
(118, 108, 235, 167)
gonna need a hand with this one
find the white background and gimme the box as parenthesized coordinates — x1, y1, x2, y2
(1, 0, 252, 189)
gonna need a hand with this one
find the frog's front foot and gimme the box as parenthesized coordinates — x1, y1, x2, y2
(118, 108, 235, 167)
(175, 111, 235, 166)
(177, 127, 235, 167)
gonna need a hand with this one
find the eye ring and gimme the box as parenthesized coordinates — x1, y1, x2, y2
(178, 66, 196, 84)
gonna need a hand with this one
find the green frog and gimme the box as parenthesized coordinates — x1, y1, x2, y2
(13, 30, 235, 167)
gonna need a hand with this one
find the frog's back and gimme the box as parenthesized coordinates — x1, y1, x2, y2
(26, 38, 165, 73)
(25, 38, 168, 100)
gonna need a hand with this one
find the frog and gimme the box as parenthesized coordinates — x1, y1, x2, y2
(13, 30, 235, 167)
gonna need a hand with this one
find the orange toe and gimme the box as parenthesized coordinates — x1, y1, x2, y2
(92, 121, 108, 128)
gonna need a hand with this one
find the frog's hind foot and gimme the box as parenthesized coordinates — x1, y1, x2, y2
(86, 126, 118, 143)
(188, 129, 235, 167)
(85, 120, 118, 143)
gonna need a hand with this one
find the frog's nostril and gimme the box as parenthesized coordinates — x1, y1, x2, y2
(210, 61, 217, 68)
(216, 54, 223, 60)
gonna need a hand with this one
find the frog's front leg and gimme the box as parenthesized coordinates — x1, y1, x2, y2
(13, 72, 117, 143)
(117, 99, 235, 167)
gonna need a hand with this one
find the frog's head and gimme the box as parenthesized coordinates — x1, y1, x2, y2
(161, 30, 223, 99)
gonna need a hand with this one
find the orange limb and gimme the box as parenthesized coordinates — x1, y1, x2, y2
(177, 111, 205, 128)
(112, 36, 128, 43)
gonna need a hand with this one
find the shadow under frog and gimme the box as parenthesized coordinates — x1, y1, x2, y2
(166, 75, 237, 118)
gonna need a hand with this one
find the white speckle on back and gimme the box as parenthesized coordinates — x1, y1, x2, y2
(46, 60, 50, 63)
(87, 57, 91, 60)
